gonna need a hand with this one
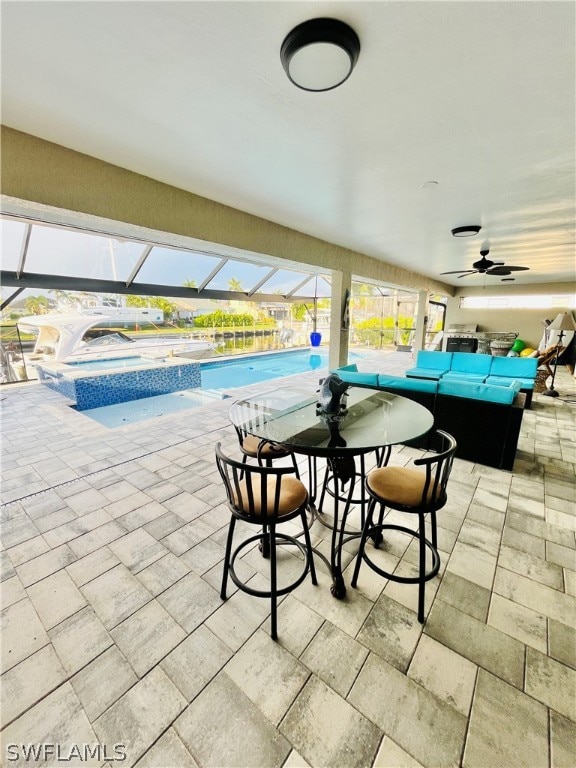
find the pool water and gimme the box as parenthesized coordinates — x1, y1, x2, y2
(65, 356, 158, 371)
(80, 389, 222, 428)
(200, 349, 362, 390)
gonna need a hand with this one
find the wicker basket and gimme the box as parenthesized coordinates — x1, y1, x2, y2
(534, 369, 549, 393)
(476, 335, 491, 355)
(490, 340, 514, 356)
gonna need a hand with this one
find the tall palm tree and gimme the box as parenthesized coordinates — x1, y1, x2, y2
(151, 297, 177, 318)
(49, 288, 73, 309)
(354, 283, 375, 318)
(126, 295, 147, 308)
(24, 295, 50, 315)
(227, 277, 244, 292)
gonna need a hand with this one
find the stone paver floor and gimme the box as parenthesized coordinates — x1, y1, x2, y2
(1, 349, 575, 767)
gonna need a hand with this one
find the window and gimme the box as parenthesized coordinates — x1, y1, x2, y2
(1, 219, 28, 270)
(25, 225, 145, 281)
(459, 294, 575, 309)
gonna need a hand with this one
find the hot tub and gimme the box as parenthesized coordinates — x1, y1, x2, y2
(35, 356, 202, 410)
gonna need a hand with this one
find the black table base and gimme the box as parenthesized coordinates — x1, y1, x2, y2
(305, 453, 376, 599)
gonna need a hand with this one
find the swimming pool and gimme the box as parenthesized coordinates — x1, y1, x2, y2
(200, 349, 364, 390)
(78, 349, 366, 427)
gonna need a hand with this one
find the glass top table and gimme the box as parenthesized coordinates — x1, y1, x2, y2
(228, 384, 434, 597)
(228, 385, 434, 456)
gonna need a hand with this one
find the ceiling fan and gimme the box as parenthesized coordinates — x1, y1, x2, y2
(441, 249, 530, 278)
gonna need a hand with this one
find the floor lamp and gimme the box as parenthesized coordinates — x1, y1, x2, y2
(542, 312, 576, 397)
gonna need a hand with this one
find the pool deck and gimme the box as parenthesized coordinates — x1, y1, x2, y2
(1, 349, 575, 767)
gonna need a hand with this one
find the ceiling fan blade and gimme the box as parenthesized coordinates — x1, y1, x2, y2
(487, 269, 511, 276)
(458, 271, 479, 278)
(489, 265, 530, 274)
(440, 270, 476, 275)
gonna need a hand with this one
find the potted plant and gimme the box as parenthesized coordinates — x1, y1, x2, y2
(309, 277, 322, 347)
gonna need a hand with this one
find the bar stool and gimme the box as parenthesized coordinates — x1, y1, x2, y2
(215, 443, 317, 640)
(351, 430, 457, 623)
(231, 401, 300, 477)
(317, 444, 392, 526)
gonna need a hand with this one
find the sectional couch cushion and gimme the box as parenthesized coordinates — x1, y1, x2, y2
(442, 372, 487, 383)
(446, 352, 493, 376)
(485, 356, 538, 390)
(331, 364, 379, 387)
(485, 375, 536, 390)
(404, 367, 445, 381)
(377, 374, 438, 393)
(438, 378, 522, 405)
(441, 351, 491, 382)
(335, 368, 439, 393)
(336, 370, 379, 387)
(405, 351, 452, 380)
(489, 356, 538, 378)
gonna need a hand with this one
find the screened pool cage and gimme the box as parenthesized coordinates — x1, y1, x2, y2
(1, 216, 445, 384)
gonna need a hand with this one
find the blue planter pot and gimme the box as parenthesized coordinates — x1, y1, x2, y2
(310, 331, 322, 347)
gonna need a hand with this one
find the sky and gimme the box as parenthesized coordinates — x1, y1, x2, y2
(1, 218, 334, 304)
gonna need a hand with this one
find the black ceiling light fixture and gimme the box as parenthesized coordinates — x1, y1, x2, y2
(451, 225, 482, 237)
(280, 18, 360, 92)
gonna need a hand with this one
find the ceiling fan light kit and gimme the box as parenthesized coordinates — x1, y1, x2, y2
(280, 18, 360, 92)
(451, 225, 482, 237)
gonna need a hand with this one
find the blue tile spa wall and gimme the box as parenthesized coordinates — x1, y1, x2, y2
(36, 362, 202, 410)
(36, 366, 78, 401)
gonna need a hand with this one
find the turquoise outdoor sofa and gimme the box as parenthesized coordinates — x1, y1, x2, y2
(333, 364, 527, 470)
(404, 350, 538, 407)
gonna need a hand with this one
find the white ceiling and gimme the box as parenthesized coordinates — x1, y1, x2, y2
(2, 1, 575, 289)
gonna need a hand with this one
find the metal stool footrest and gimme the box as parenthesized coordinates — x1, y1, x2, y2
(228, 532, 312, 598)
(358, 523, 440, 583)
(320, 449, 387, 508)
(322, 471, 365, 506)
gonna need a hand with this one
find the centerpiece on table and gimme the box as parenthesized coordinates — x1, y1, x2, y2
(316, 373, 350, 447)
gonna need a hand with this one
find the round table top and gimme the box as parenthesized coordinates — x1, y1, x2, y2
(228, 385, 434, 456)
